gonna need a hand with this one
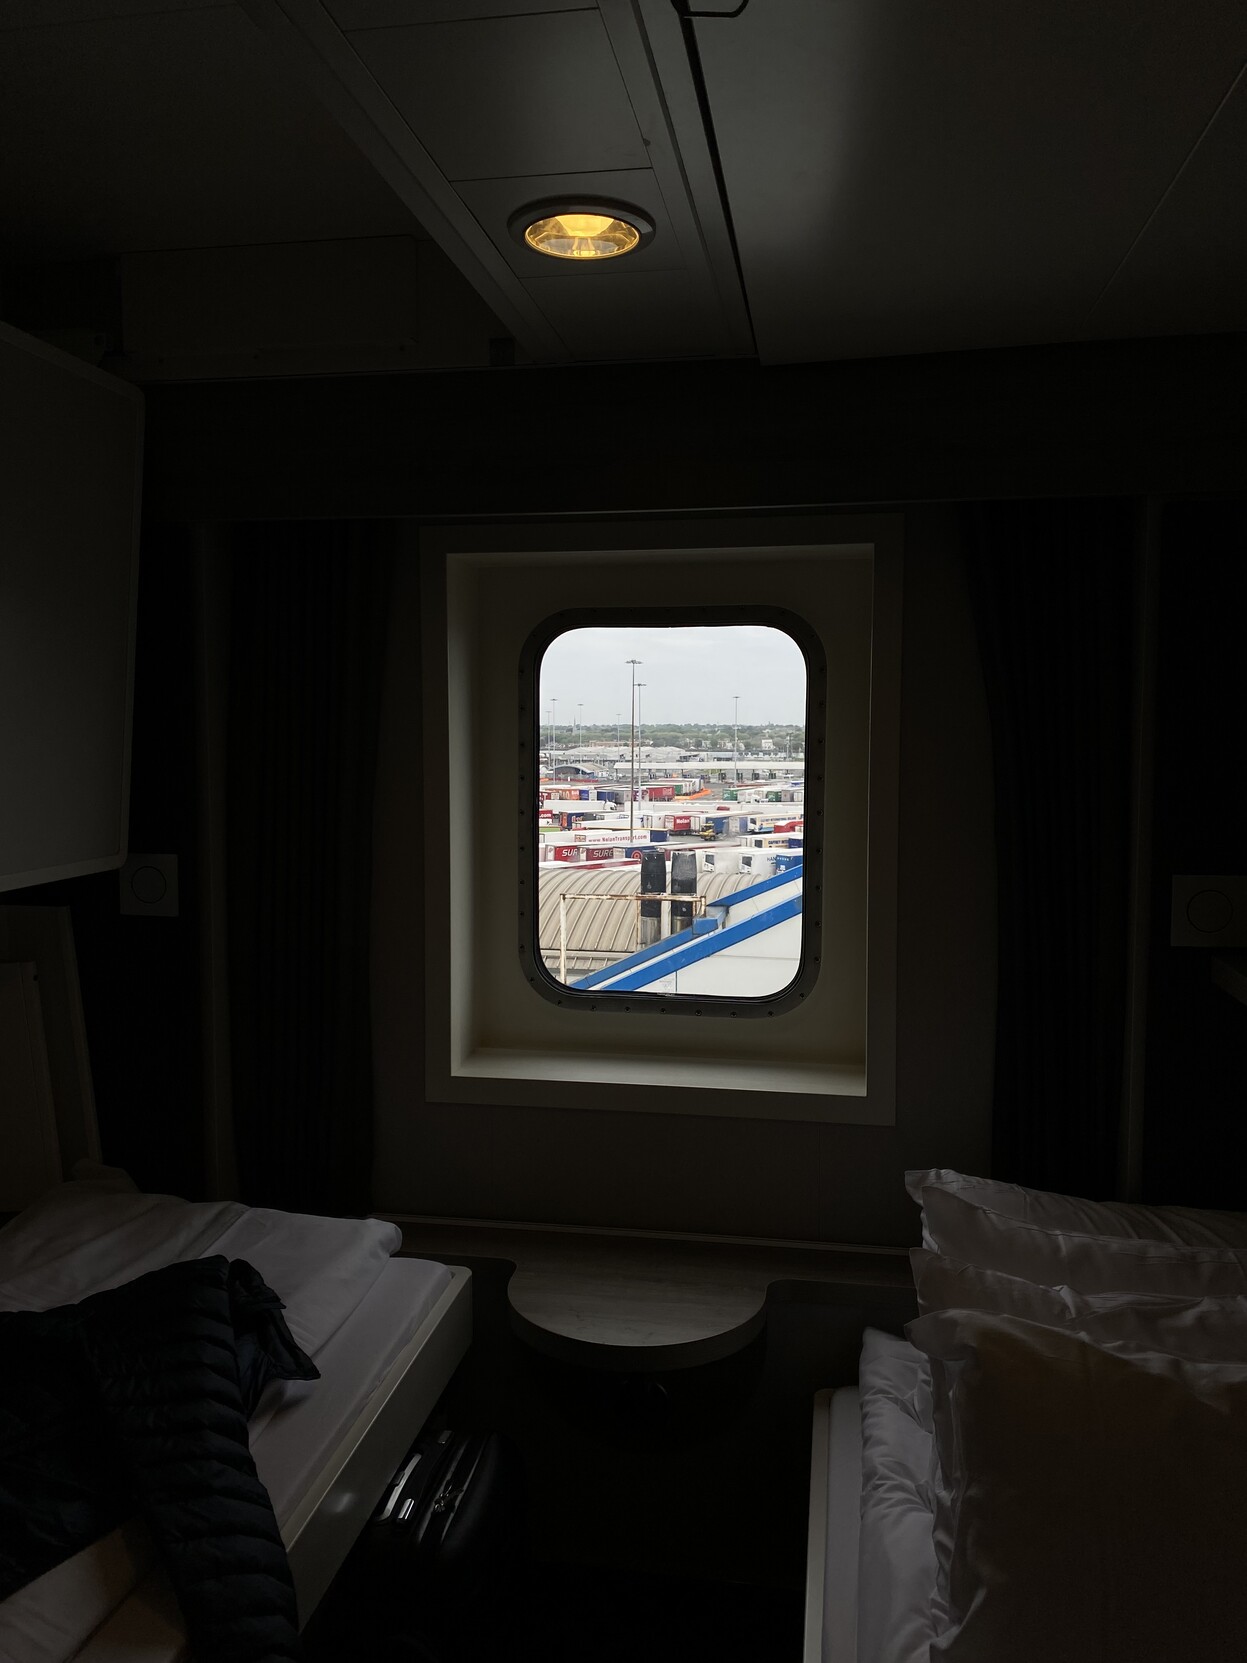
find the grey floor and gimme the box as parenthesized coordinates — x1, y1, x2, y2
(513, 1565, 804, 1662)
(306, 1561, 803, 1662)
(304, 1253, 913, 1661)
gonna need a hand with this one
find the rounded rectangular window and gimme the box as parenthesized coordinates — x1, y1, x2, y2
(519, 608, 824, 1014)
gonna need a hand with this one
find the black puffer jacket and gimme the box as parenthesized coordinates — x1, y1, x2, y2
(0, 1256, 319, 1662)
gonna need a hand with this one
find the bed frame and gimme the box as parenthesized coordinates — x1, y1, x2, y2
(803, 1386, 861, 1663)
(1, 904, 474, 1656)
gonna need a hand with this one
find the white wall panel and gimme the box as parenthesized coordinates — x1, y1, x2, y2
(0, 324, 141, 891)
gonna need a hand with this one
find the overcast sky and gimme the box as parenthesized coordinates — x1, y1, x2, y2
(539, 625, 807, 729)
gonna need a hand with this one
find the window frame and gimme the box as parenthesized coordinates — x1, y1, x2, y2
(418, 514, 902, 1126)
(520, 603, 825, 1015)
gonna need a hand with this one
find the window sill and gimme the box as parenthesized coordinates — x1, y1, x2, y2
(435, 1047, 878, 1123)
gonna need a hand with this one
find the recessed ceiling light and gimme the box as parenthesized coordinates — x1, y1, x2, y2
(509, 201, 654, 263)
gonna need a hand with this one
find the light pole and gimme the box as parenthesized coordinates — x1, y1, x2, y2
(733, 694, 740, 782)
(577, 702, 583, 775)
(636, 686, 647, 799)
(626, 659, 642, 838)
(551, 697, 557, 780)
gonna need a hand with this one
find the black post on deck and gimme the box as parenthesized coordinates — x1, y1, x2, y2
(639, 848, 665, 948)
(670, 850, 697, 934)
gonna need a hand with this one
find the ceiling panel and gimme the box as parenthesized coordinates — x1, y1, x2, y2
(0, 0, 213, 25)
(119, 236, 420, 355)
(0, 6, 416, 259)
(345, 10, 648, 182)
(326, 0, 587, 25)
(1084, 73, 1247, 341)
(697, 0, 1247, 362)
(456, 169, 684, 278)
(521, 269, 720, 361)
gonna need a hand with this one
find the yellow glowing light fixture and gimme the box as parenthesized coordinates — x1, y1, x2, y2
(524, 212, 637, 261)
(510, 200, 654, 262)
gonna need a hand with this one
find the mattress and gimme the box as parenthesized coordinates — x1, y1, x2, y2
(0, 1174, 464, 1663)
(0, 1170, 404, 1366)
(255, 1254, 452, 1524)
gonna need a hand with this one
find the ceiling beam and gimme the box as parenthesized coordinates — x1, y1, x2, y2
(600, 0, 754, 358)
(628, 0, 758, 357)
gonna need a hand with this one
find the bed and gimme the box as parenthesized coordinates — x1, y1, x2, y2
(0, 1166, 472, 1661)
(803, 1169, 1247, 1663)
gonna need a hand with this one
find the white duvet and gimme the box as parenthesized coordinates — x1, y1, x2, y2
(855, 1329, 939, 1663)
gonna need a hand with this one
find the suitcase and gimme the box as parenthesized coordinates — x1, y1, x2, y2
(339, 1425, 526, 1661)
(367, 1427, 513, 1580)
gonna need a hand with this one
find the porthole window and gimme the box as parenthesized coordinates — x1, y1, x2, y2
(520, 608, 824, 1015)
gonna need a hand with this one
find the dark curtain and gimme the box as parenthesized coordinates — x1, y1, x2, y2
(963, 500, 1138, 1197)
(1142, 506, 1247, 1209)
(226, 522, 393, 1216)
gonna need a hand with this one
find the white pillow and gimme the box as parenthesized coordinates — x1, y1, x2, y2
(911, 1248, 1247, 1359)
(919, 1184, 1247, 1296)
(911, 1243, 1247, 1640)
(906, 1167, 1247, 1250)
(68, 1161, 139, 1192)
(907, 1308, 1247, 1663)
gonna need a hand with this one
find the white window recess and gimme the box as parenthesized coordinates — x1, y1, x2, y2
(415, 515, 902, 1126)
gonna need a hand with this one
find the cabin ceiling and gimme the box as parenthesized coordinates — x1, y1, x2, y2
(1, 0, 1244, 376)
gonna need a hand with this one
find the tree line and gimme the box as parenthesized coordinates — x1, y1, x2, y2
(549, 721, 805, 752)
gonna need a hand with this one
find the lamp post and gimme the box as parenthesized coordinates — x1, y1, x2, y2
(733, 694, 740, 782)
(626, 659, 642, 838)
(577, 701, 584, 775)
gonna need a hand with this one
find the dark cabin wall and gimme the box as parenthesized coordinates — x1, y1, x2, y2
(92, 333, 1243, 1219)
(141, 334, 1245, 522)
(369, 509, 996, 1245)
